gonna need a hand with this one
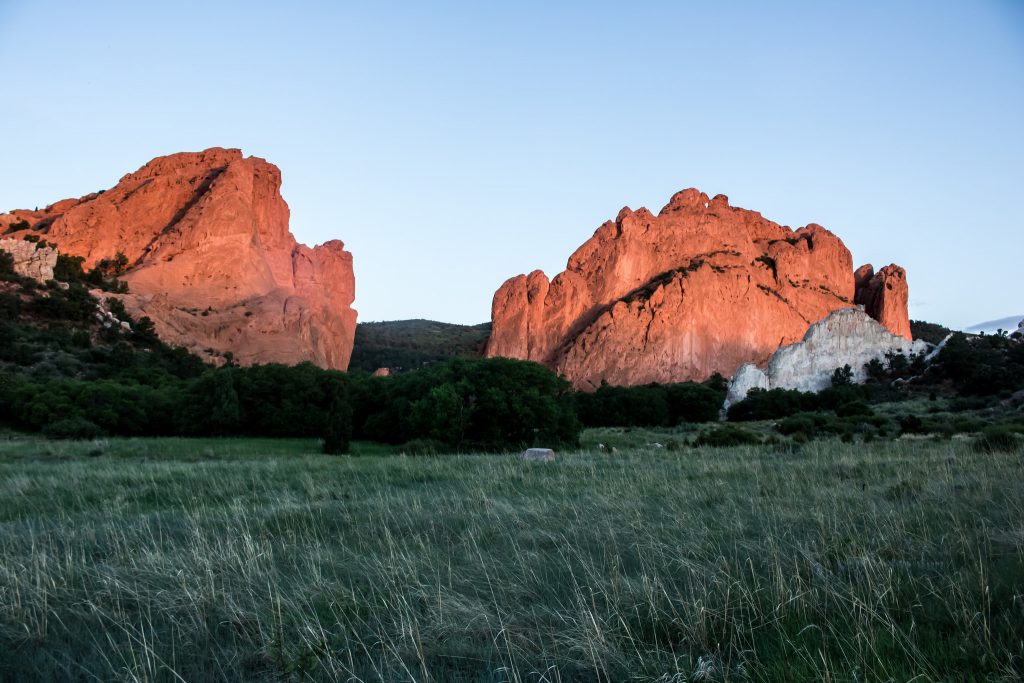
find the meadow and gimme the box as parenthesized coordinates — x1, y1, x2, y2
(0, 432, 1021, 682)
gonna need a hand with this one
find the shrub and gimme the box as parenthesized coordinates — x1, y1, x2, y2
(777, 414, 817, 436)
(43, 417, 105, 440)
(973, 427, 1019, 454)
(694, 425, 762, 448)
(728, 388, 814, 421)
(398, 438, 446, 455)
(3, 219, 30, 233)
(899, 414, 926, 435)
(836, 400, 872, 418)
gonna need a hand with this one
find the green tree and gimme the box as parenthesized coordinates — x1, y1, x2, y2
(322, 383, 353, 454)
(179, 371, 241, 435)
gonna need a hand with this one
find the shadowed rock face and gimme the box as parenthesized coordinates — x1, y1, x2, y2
(2, 148, 357, 368)
(487, 189, 911, 390)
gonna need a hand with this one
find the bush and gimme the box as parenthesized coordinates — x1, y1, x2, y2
(398, 438, 446, 455)
(777, 414, 817, 436)
(694, 425, 762, 448)
(836, 400, 872, 418)
(43, 417, 105, 440)
(973, 427, 1019, 454)
(899, 414, 926, 435)
(3, 219, 30, 234)
(728, 388, 815, 421)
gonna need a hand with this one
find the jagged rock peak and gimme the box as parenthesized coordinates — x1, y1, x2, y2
(487, 188, 912, 390)
(0, 148, 357, 369)
(854, 263, 912, 340)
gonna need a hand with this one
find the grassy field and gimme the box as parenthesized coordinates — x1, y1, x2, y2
(0, 432, 1022, 682)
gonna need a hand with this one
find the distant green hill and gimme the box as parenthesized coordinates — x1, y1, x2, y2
(349, 319, 492, 373)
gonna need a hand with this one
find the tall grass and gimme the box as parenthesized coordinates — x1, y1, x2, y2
(0, 435, 1021, 681)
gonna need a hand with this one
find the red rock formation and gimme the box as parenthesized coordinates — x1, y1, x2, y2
(487, 189, 911, 389)
(2, 148, 357, 368)
(854, 264, 912, 340)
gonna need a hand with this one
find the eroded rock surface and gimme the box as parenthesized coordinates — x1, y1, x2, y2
(854, 264, 911, 340)
(724, 308, 928, 409)
(0, 238, 57, 282)
(487, 189, 912, 389)
(1, 148, 357, 368)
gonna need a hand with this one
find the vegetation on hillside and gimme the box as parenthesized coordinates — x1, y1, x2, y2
(910, 318, 953, 345)
(349, 319, 491, 372)
(0, 257, 577, 451)
(3, 242, 1023, 453)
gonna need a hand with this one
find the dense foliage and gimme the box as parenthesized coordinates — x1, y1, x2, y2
(351, 357, 580, 451)
(1, 257, 579, 451)
(349, 319, 491, 373)
(928, 331, 1024, 396)
(575, 379, 726, 427)
(910, 319, 953, 345)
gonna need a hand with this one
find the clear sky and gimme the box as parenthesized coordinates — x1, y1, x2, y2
(1, 1, 1021, 328)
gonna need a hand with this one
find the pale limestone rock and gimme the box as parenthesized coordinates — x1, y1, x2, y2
(0, 238, 57, 281)
(723, 363, 769, 414)
(726, 308, 928, 406)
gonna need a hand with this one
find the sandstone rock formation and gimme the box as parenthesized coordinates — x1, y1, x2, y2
(723, 308, 928, 410)
(854, 264, 911, 340)
(487, 189, 912, 389)
(0, 238, 57, 282)
(1, 148, 357, 368)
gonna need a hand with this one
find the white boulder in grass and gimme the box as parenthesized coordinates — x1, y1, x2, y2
(520, 448, 555, 461)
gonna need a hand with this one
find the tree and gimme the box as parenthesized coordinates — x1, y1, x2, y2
(179, 370, 241, 435)
(322, 383, 353, 454)
(831, 364, 854, 387)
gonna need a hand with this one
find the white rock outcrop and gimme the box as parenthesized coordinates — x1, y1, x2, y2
(724, 308, 929, 409)
(0, 238, 57, 282)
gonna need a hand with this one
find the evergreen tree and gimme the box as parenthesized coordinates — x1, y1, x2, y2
(322, 384, 353, 454)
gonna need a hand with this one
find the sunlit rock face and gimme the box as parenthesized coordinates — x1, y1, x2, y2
(1, 148, 357, 368)
(487, 189, 912, 390)
(723, 308, 929, 410)
(854, 263, 912, 340)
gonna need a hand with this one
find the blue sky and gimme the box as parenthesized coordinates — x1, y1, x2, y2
(1, 1, 1021, 327)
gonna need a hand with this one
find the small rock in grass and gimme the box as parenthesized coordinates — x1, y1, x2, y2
(520, 448, 555, 462)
